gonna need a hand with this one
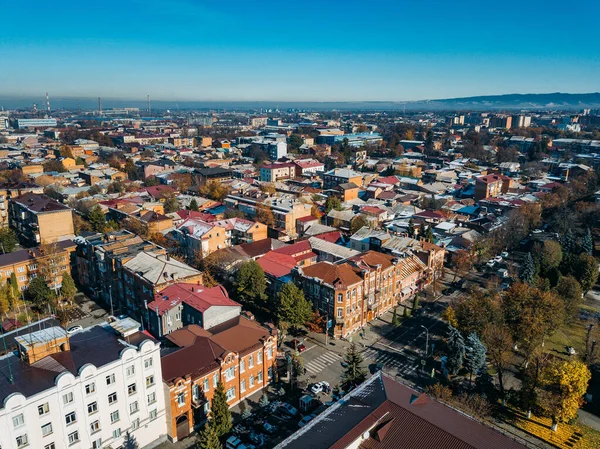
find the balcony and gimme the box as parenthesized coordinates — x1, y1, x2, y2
(191, 396, 205, 409)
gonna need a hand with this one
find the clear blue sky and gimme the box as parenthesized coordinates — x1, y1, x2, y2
(1, 0, 598, 101)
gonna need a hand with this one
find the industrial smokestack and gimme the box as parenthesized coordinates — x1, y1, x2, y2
(98, 97, 102, 115)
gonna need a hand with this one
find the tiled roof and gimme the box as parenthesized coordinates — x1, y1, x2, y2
(13, 192, 71, 213)
(147, 283, 239, 316)
(301, 261, 363, 288)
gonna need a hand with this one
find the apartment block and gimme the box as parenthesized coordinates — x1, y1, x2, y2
(322, 168, 363, 189)
(259, 163, 296, 182)
(9, 193, 75, 246)
(474, 174, 510, 201)
(161, 315, 277, 442)
(0, 318, 167, 449)
(0, 181, 43, 228)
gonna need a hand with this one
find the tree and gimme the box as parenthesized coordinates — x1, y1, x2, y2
(574, 253, 599, 293)
(87, 206, 106, 233)
(455, 288, 501, 336)
(188, 198, 199, 212)
(392, 307, 400, 326)
(255, 203, 275, 227)
(305, 310, 326, 333)
(445, 326, 465, 376)
(234, 261, 267, 304)
(464, 333, 486, 384)
(441, 305, 458, 328)
(0, 228, 18, 253)
(60, 272, 77, 303)
(196, 421, 222, 449)
(27, 276, 54, 308)
(123, 431, 139, 449)
(350, 215, 369, 234)
(423, 225, 435, 243)
(412, 294, 419, 311)
(519, 252, 536, 284)
(407, 218, 415, 238)
(581, 228, 593, 255)
(553, 276, 583, 323)
(452, 249, 472, 282)
(275, 282, 312, 328)
(210, 381, 231, 437)
(163, 194, 180, 214)
(44, 159, 66, 173)
(538, 359, 591, 431)
(342, 343, 367, 389)
(8, 272, 20, 310)
(287, 134, 303, 153)
(0, 285, 9, 314)
(324, 196, 342, 214)
(537, 240, 563, 276)
(482, 323, 513, 405)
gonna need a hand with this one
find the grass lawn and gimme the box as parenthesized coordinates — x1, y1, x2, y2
(545, 317, 590, 359)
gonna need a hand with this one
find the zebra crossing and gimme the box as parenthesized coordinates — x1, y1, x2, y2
(362, 348, 418, 376)
(305, 351, 342, 375)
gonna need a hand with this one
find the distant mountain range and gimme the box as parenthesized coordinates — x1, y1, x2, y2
(0, 92, 598, 112)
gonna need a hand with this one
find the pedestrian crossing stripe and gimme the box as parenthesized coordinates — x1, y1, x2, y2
(305, 352, 342, 374)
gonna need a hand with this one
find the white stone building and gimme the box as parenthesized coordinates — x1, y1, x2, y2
(0, 318, 167, 449)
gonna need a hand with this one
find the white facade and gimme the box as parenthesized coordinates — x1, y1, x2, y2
(0, 327, 167, 449)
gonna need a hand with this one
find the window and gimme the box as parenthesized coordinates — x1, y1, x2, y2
(38, 402, 50, 416)
(87, 401, 98, 414)
(106, 374, 115, 385)
(90, 420, 100, 433)
(249, 375, 254, 387)
(203, 401, 210, 414)
(177, 392, 185, 406)
(240, 359, 245, 373)
(224, 367, 235, 381)
(108, 392, 117, 404)
(226, 387, 236, 401)
(337, 308, 343, 318)
(257, 351, 262, 363)
(92, 439, 102, 449)
(192, 384, 200, 401)
(85, 383, 95, 395)
(268, 366, 273, 379)
(267, 347, 273, 359)
(130, 401, 139, 414)
(65, 411, 77, 425)
(258, 371, 263, 383)
(132, 418, 140, 429)
(203, 378, 209, 391)
(12, 414, 25, 428)
(150, 409, 158, 420)
(147, 392, 156, 405)
(213, 373, 218, 388)
(41, 423, 53, 437)
(146, 375, 155, 387)
(112, 428, 121, 439)
(128, 383, 137, 396)
(144, 358, 153, 369)
(249, 355, 254, 368)
(16, 434, 28, 448)
(110, 410, 120, 424)
(44, 444, 55, 449)
(126, 365, 135, 377)
(18, 275, 26, 282)
(175, 312, 181, 321)
(337, 293, 343, 303)
(68, 431, 79, 445)
(240, 379, 246, 392)
(29, 264, 38, 271)
(63, 392, 74, 405)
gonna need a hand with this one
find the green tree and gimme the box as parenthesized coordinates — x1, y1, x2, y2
(392, 307, 400, 326)
(574, 253, 599, 293)
(412, 294, 419, 311)
(538, 240, 563, 276)
(561, 228, 578, 255)
(210, 381, 231, 437)
(350, 215, 369, 234)
(581, 228, 593, 255)
(0, 228, 18, 253)
(553, 276, 583, 323)
(8, 272, 20, 310)
(87, 206, 106, 233)
(60, 272, 77, 302)
(342, 342, 367, 389)
(423, 225, 435, 243)
(464, 333, 486, 384)
(519, 252, 536, 284)
(196, 421, 222, 449)
(235, 261, 267, 304)
(287, 134, 303, 153)
(407, 218, 415, 238)
(123, 431, 139, 449)
(275, 282, 312, 328)
(188, 198, 199, 212)
(164, 195, 180, 214)
(0, 285, 9, 314)
(27, 276, 54, 308)
(445, 326, 465, 376)
(324, 196, 342, 214)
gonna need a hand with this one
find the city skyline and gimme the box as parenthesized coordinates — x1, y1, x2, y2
(1, 0, 599, 101)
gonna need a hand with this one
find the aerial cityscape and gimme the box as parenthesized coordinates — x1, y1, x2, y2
(1, 1, 600, 449)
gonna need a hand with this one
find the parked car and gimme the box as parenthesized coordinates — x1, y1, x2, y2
(298, 414, 317, 427)
(493, 255, 503, 263)
(226, 436, 248, 449)
(486, 260, 495, 268)
(289, 339, 306, 352)
(262, 421, 277, 434)
(310, 381, 330, 394)
(67, 325, 83, 335)
(278, 402, 299, 416)
(248, 431, 266, 447)
(270, 413, 291, 423)
(500, 251, 509, 258)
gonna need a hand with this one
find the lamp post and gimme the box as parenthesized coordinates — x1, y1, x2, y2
(420, 325, 430, 357)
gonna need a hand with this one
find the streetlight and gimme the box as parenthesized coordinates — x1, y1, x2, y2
(420, 325, 430, 357)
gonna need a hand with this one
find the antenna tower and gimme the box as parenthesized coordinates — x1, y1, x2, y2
(147, 95, 151, 116)
(98, 97, 102, 115)
(46, 92, 51, 115)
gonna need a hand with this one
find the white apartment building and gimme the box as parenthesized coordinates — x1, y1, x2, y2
(0, 318, 167, 449)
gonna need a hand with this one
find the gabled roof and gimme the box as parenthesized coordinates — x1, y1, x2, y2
(147, 283, 239, 316)
(301, 261, 363, 288)
(123, 252, 201, 285)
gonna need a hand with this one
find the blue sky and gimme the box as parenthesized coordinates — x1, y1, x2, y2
(1, 0, 598, 101)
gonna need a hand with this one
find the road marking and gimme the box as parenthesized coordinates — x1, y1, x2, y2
(304, 352, 342, 375)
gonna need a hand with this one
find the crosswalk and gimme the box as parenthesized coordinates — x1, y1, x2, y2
(362, 348, 418, 376)
(305, 352, 342, 375)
